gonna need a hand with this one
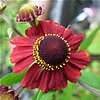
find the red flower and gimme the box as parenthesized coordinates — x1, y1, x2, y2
(10, 20, 91, 92)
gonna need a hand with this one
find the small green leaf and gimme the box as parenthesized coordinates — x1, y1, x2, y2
(0, 71, 26, 85)
(79, 26, 100, 50)
(79, 71, 100, 89)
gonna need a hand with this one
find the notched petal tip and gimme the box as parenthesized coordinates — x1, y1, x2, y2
(10, 36, 23, 44)
(79, 33, 85, 40)
(10, 39, 15, 44)
(13, 67, 21, 74)
(64, 64, 82, 83)
(82, 50, 91, 62)
(83, 50, 89, 57)
(69, 50, 91, 69)
(12, 55, 34, 74)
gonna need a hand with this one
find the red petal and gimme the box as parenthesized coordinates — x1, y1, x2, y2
(21, 66, 67, 92)
(10, 36, 35, 46)
(62, 29, 74, 40)
(68, 33, 84, 52)
(13, 55, 34, 73)
(38, 70, 51, 92)
(21, 65, 51, 92)
(25, 21, 44, 38)
(21, 64, 42, 89)
(64, 64, 81, 83)
(48, 70, 67, 91)
(32, 69, 67, 92)
(10, 46, 33, 63)
(69, 50, 91, 69)
(63, 29, 84, 52)
(41, 20, 65, 36)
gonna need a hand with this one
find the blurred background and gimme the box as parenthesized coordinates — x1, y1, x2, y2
(0, 0, 100, 100)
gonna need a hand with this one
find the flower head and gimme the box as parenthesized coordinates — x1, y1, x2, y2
(10, 20, 91, 92)
(0, 84, 20, 100)
(16, 3, 44, 23)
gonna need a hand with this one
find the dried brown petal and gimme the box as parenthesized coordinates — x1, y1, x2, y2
(16, 3, 44, 23)
(0, 84, 21, 100)
(0, 0, 7, 14)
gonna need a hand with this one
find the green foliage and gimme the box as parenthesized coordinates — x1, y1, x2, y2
(79, 26, 100, 50)
(58, 83, 76, 100)
(78, 26, 100, 96)
(80, 71, 100, 89)
(80, 91, 97, 100)
(32, 83, 76, 100)
(0, 71, 26, 85)
(15, 23, 29, 36)
(88, 29, 100, 54)
(34, 90, 56, 100)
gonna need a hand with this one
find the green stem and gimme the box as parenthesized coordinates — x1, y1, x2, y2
(36, 90, 44, 100)
(15, 85, 24, 95)
(66, 24, 71, 29)
(29, 18, 39, 27)
(77, 79, 100, 96)
(1, 13, 23, 36)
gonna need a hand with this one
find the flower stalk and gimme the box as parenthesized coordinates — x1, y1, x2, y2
(1, 13, 22, 36)
(15, 86, 24, 95)
(77, 79, 100, 96)
(66, 24, 71, 30)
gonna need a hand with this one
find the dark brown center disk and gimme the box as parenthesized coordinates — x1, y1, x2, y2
(38, 36, 68, 65)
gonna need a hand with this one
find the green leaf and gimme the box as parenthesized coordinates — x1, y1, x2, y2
(79, 71, 100, 89)
(15, 23, 29, 36)
(0, 61, 36, 85)
(36, 90, 56, 100)
(79, 26, 100, 50)
(0, 71, 26, 85)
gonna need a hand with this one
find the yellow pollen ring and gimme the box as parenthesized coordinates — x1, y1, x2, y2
(33, 34, 71, 71)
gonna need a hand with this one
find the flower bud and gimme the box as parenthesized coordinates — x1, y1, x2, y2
(16, 3, 44, 23)
(0, 0, 7, 14)
(0, 84, 21, 100)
